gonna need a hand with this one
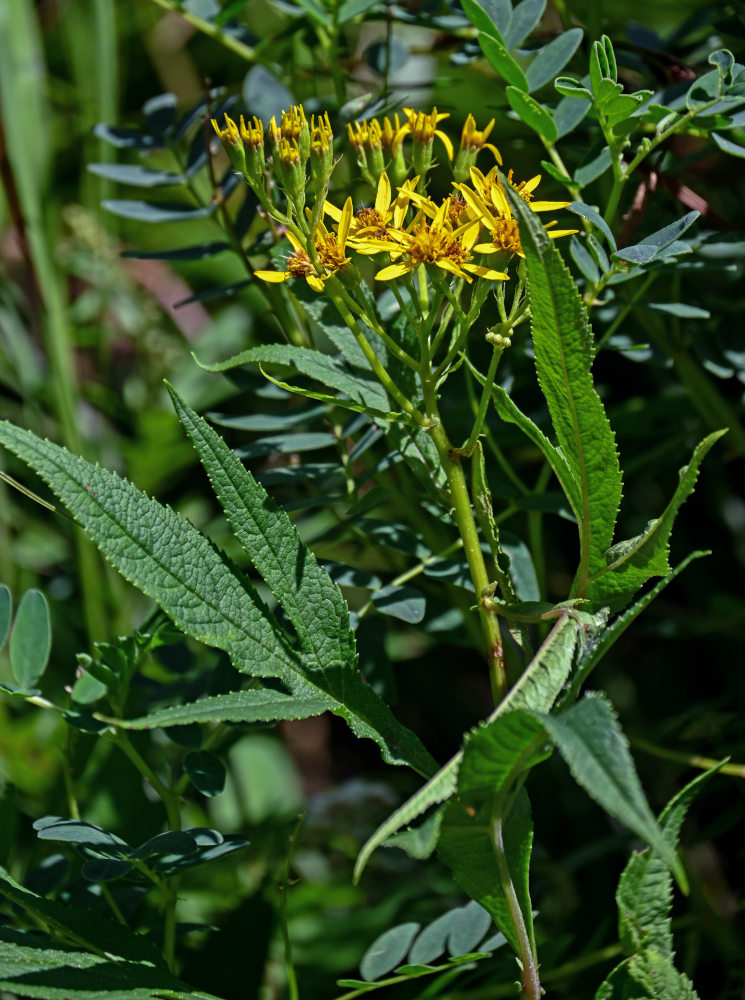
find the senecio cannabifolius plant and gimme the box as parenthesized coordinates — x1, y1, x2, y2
(0, 78, 729, 1000)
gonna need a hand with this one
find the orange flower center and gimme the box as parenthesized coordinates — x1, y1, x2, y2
(286, 249, 313, 277)
(448, 196, 467, 226)
(489, 217, 522, 255)
(316, 234, 346, 271)
(405, 222, 471, 267)
(355, 207, 389, 238)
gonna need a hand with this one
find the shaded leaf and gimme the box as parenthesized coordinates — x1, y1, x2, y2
(506, 87, 558, 142)
(503, 0, 545, 48)
(87, 164, 183, 187)
(371, 585, 426, 624)
(9, 589, 50, 688)
(102, 200, 213, 222)
(526, 28, 583, 92)
(479, 34, 529, 91)
(360, 923, 420, 981)
(0, 584, 11, 651)
(447, 902, 493, 956)
(184, 751, 227, 797)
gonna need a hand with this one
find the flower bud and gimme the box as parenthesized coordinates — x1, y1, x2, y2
(453, 113, 501, 183)
(276, 137, 306, 210)
(211, 115, 247, 174)
(239, 115, 266, 182)
(309, 112, 334, 194)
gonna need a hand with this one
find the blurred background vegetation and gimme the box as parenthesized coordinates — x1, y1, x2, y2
(0, 0, 744, 997)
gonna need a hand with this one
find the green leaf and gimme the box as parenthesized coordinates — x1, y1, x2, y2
(184, 750, 226, 796)
(460, 0, 507, 39)
(565, 551, 708, 701)
(0, 422, 435, 777)
(360, 923, 421, 981)
(354, 614, 581, 881)
(336, 0, 380, 23)
(539, 693, 685, 886)
(101, 200, 213, 222)
(0, 870, 163, 967)
(503, 0, 545, 48)
(120, 242, 230, 261)
(566, 201, 617, 249)
(194, 343, 391, 416)
(599, 948, 700, 1000)
(587, 432, 725, 608)
(554, 76, 593, 99)
(169, 386, 356, 672)
(447, 901, 493, 956)
(87, 163, 183, 187)
(612, 212, 699, 266)
(9, 588, 51, 688)
(104, 689, 333, 729)
(506, 87, 558, 142)
(33, 818, 130, 855)
(618, 767, 720, 958)
(525, 28, 583, 92)
(505, 181, 623, 597)
(438, 786, 535, 955)
(0, 925, 221, 1000)
(712, 131, 745, 157)
(478, 33, 529, 91)
(0, 584, 11, 652)
(372, 585, 426, 623)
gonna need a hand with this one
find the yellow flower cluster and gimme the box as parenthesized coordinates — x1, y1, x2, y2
(211, 105, 576, 292)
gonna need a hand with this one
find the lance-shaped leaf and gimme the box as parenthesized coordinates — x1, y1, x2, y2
(169, 386, 356, 671)
(506, 181, 623, 597)
(101, 689, 333, 730)
(586, 431, 725, 609)
(0, 925, 222, 1000)
(538, 692, 685, 887)
(194, 343, 391, 416)
(0, 422, 435, 776)
(617, 766, 720, 958)
(354, 614, 580, 881)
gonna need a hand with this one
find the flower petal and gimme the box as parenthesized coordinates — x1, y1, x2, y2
(375, 262, 414, 280)
(255, 269, 290, 283)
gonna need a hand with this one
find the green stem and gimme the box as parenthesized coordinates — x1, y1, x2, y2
(424, 382, 506, 702)
(325, 280, 428, 426)
(631, 736, 745, 778)
(336, 282, 420, 371)
(112, 732, 181, 831)
(145, 0, 256, 62)
(462, 346, 502, 454)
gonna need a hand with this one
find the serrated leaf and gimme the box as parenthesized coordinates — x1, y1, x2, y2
(618, 768, 720, 959)
(0, 584, 11, 651)
(566, 551, 707, 701)
(503, 0, 545, 48)
(0, 422, 435, 776)
(354, 614, 581, 881)
(478, 33, 529, 91)
(360, 923, 421, 981)
(506, 87, 558, 142)
(0, 925, 221, 1000)
(87, 164, 183, 187)
(109, 690, 333, 730)
(101, 200, 213, 222)
(539, 693, 685, 886)
(505, 181, 623, 597)
(9, 589, 50, 687)
(526, 28, 583, 92)
(194, 344, 390, 415)
(169, 386, 356, 671)
(439, 786, 535, 955)
(0, 870, 163, 967)
(587, 432, 725, 608)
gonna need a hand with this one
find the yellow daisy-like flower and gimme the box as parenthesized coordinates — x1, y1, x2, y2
(456, 181, 576, 259)
(354, 197, 508, 284)
(325, 173, 419, 242)
(400, 107, 455, 160)
(469, 165, 572, 216)
(255, 198, 354, 292)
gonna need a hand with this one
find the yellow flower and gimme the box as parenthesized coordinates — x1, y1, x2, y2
(239, 115, 264, 149)
(458, 114, 501, 158)
(325, 173, 418, 242)
(255, 198, 354, 292)
(377, 113, 406, 156)
(357, 197, 508, 284)
(455, 178, 577, 257)
(469, 166, 571, 216)
(400, 107, 455, 160)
